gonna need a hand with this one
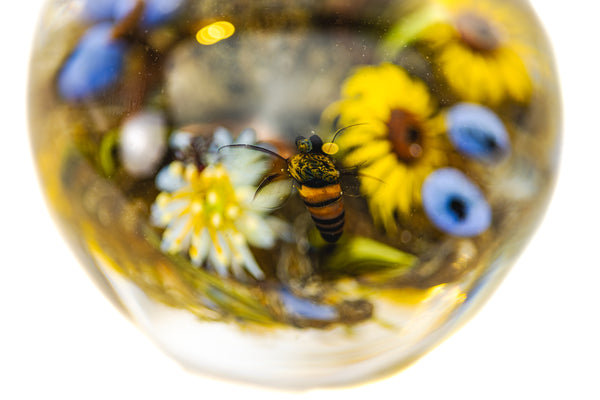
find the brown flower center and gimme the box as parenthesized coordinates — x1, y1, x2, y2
(455, 12, 503, 52)
(387, 109, 424, 164)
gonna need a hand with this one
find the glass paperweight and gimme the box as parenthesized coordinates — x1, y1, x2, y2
(28, 0, 560, 389)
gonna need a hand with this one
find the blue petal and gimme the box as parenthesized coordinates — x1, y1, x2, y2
(57, 23, 127, 101)
(80, 0, 120, 21)
(279, 288, 338, 321)
(114, 0, 185, 28)
(446, 103, 511, 163)
(422, 168, 491, 237)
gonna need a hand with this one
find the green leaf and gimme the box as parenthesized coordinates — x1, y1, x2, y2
(379, 3, 449, 57)
(98, 129, 119, 177)
(322, 236, 417, 276)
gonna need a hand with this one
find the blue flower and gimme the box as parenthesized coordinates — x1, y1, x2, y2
(80, 0, 119, 21)
(57, 23, 127, 101)
(64, 0, 185, 101)
(114, 0, 186, 28)
(421, 168, 491, 237)
(446, 103, 511, 163)
(81, 0, 185, 28)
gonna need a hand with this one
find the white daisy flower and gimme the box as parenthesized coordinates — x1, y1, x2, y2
(150, 127, 289, 280)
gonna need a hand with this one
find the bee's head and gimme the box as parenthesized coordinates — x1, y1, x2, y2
(295, 136, 312, 153)
(309, 135, 324, 152)
(295, 135, 325, 154)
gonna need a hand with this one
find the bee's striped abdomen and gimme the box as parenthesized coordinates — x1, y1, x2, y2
(298, 183, 344, 243)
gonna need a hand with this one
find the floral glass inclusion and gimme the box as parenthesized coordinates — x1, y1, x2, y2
(28, 0, 560, 389)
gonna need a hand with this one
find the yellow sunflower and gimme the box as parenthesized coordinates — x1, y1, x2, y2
(330, 63, 447, 233)
(417, 0, 532, 105)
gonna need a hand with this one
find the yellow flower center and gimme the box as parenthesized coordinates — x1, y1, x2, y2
(187, 164, 240, 231)
(387, 109, 424, 164)
(455, 12, 503, 52)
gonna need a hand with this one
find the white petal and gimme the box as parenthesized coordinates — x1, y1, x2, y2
(150, 199, 188, 227)
(155, 162, 186, 192)
(161, 214, 192, 253)
(234, 128, 257, 144)
(242, 255, 264, 280)
(169, 130, 193, 152)
(235, 212, 275, 249)
(206, 128, 233, 165)
(229, 257, 245, 279)
(190, 227, 210, 266)
(212, 127, 233, 149)
(208, 232, 231, 276)
(226, 233, 265, 280)
(179, 227, 193, 251)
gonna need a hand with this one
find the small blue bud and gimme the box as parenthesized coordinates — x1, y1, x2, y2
(422, 168, 491, 237)
(279, 288, 338, 321)
(446, 103, 511, 163)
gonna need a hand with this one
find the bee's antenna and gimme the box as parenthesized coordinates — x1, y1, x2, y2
(218, 144, 288, 163)
(323, 123, 368, 155)
(340, 167, 385, 182)
(330, 123, 368, 144)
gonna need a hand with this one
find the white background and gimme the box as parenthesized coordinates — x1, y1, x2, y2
(1, 1, 598, 399)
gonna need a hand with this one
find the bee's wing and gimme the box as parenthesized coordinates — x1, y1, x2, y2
(220, 142, 288, 181)
(251, 175, 294, 210)
(219, 143, 293, 209)
(339, 167, 384, 197)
